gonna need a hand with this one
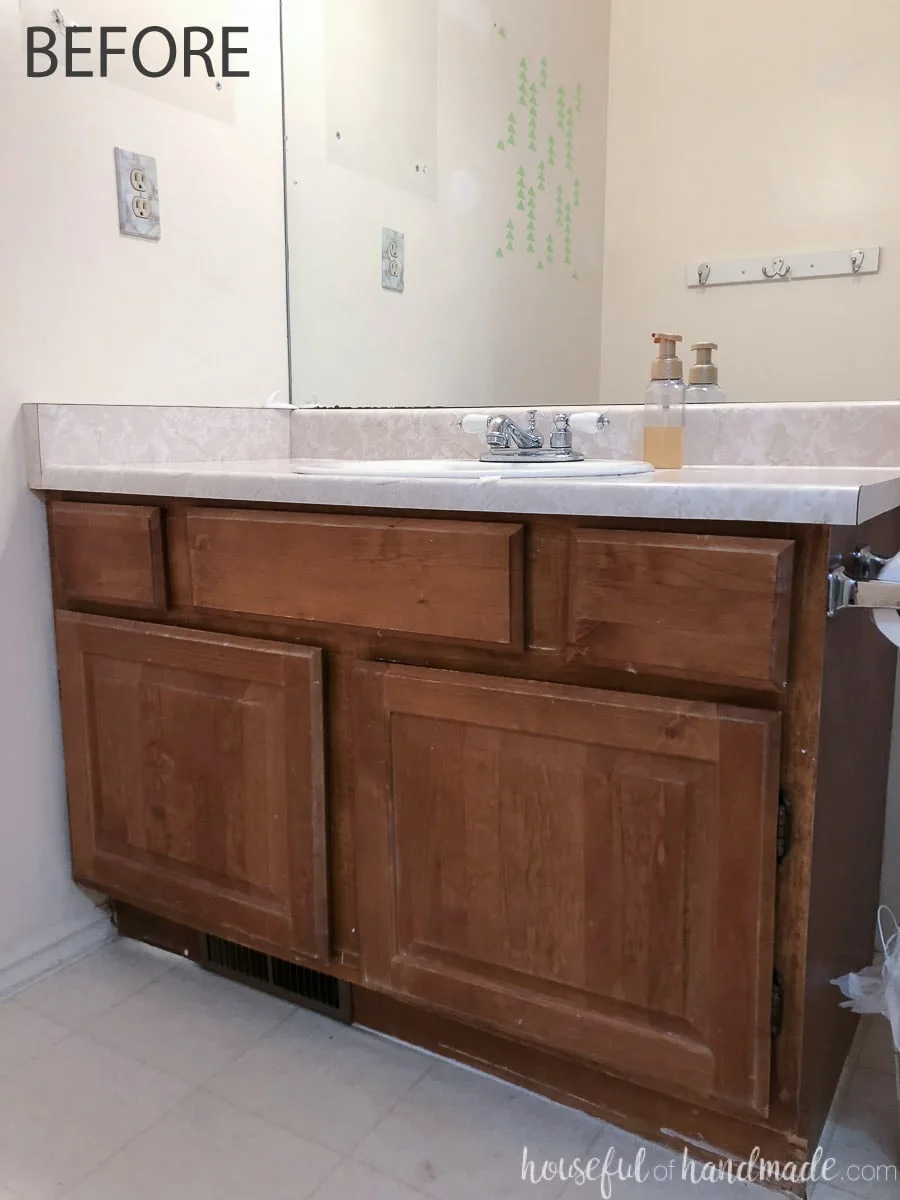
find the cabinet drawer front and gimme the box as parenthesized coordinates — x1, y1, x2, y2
(56, 612, 328, 963)
(50, 501, 166, 611)
(569, 530, 794, 689)
(353, 663, 781, 1116)
(171, 508, 524, 649)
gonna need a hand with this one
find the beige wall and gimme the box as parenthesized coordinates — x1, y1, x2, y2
(284, 0, 611, 408)
(603, 0, 900, 918)
(600, 0, 900, 407)
(0, 0, 288, 989)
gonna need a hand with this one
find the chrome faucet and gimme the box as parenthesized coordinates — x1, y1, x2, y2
(486, 411, 544, 452)
(462, 410, 611, 465)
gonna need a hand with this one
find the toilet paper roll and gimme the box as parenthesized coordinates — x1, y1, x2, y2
(872, 552, 900, 648)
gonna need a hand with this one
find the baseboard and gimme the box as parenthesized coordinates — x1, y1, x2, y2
(0, 907, 115, 1001)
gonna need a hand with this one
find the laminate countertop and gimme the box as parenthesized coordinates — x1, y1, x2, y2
(31, 458, 900, 526)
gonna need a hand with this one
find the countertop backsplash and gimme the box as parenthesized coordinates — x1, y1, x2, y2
(23, 400, 900, 480)
(287, 402, 900, 469)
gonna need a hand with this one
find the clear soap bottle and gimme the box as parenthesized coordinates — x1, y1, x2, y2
(643, 333, 686, 469)
(685, 342, 726, 403)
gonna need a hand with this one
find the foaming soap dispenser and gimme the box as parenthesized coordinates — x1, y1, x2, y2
(643, 333, 686, 469)
(686, 342, 726, 404)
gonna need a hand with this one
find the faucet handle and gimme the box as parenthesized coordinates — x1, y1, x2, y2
(567, 412, 611, 434)
(459, 413, 491, 435)
(550, 413, 573, 452)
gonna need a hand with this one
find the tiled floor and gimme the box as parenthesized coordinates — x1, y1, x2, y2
(0, 939, 895, 1198)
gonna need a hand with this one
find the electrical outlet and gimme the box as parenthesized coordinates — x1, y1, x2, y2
(382, 228, 405, 292)
(114, 148, 161, 241)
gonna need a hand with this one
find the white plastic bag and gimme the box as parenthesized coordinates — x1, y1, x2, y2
(833, 906, 900, 1055)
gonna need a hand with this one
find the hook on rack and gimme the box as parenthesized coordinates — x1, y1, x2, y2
(850, 249, 865, 274)
(762, 257, 791, 280)
(697, 262, 711, 287)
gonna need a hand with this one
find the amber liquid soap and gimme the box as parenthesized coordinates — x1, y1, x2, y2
(643, 425, 684, 469)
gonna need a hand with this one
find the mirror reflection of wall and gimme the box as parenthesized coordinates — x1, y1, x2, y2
(284, 2, 898, 409)
(284, 0, 611, 409)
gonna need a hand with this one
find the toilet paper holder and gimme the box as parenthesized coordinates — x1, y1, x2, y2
(827, 547, 898, 617)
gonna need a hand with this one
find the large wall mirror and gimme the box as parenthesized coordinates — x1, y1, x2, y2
(283, 0, 611, 409)
(283, 2, 894, 409)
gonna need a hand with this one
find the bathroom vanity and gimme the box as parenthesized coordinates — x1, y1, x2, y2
(27, 403, 900, 1180)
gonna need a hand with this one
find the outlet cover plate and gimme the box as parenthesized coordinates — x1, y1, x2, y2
(382, 227, 405, 292)
(114, 148, 161, 241)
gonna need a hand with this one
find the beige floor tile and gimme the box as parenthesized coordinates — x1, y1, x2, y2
(81, 960, 293, 1086)
(2, 940, 897, 1200)
(15, 940, 176, 1029)
(311, 1161, 425, 1199)
(831, 1062, 899, 1114)
(858, 1018, 898, 1077)
(206, 1009, 429, 1154)
(821, 1067, 899, 1199)
(0, 1033, 187, 1197)
(0, 1000, 69, 1078)
(356, 1058, 600, 1199)
(64, 1090, 340, 1200)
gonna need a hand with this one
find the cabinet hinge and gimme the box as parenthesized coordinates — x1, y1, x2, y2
(771, 969, 784, 1039)
(776, 791, 792, 865)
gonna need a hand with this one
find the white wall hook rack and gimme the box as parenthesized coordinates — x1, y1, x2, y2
(686, 246, 881, 289)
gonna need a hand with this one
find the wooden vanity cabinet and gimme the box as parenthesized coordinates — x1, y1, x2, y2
(45, 497, 899, 1180)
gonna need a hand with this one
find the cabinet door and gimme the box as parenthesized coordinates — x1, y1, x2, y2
(56, 612, 328, 963)
(353, 664, 781, 1116)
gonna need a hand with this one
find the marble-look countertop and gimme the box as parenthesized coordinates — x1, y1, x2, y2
(33, 459, 900, 526)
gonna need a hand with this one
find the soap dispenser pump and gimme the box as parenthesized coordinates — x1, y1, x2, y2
(643, 332, 686, 469)
(686, 342, 726, 404)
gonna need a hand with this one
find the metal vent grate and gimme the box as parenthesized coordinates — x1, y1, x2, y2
(271, 957, 344, 1010)
(202, 935, 351, 1023)
(206, 936, 270, 983)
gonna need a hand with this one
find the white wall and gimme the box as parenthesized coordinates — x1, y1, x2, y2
(0, 0, 289, 988)
(284, 0, 611, 409)
(601, 0, 900, 408)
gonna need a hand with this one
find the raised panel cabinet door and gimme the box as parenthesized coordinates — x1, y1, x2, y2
(168, 508, 525, 650)
(56, 612, 328, 963)
(353, 664, 781, 1116)
(568, 530, 795, 690)
(49, 501, 167, 612)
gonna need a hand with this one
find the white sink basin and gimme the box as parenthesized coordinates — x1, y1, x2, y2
(291, 458, 654, 480)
